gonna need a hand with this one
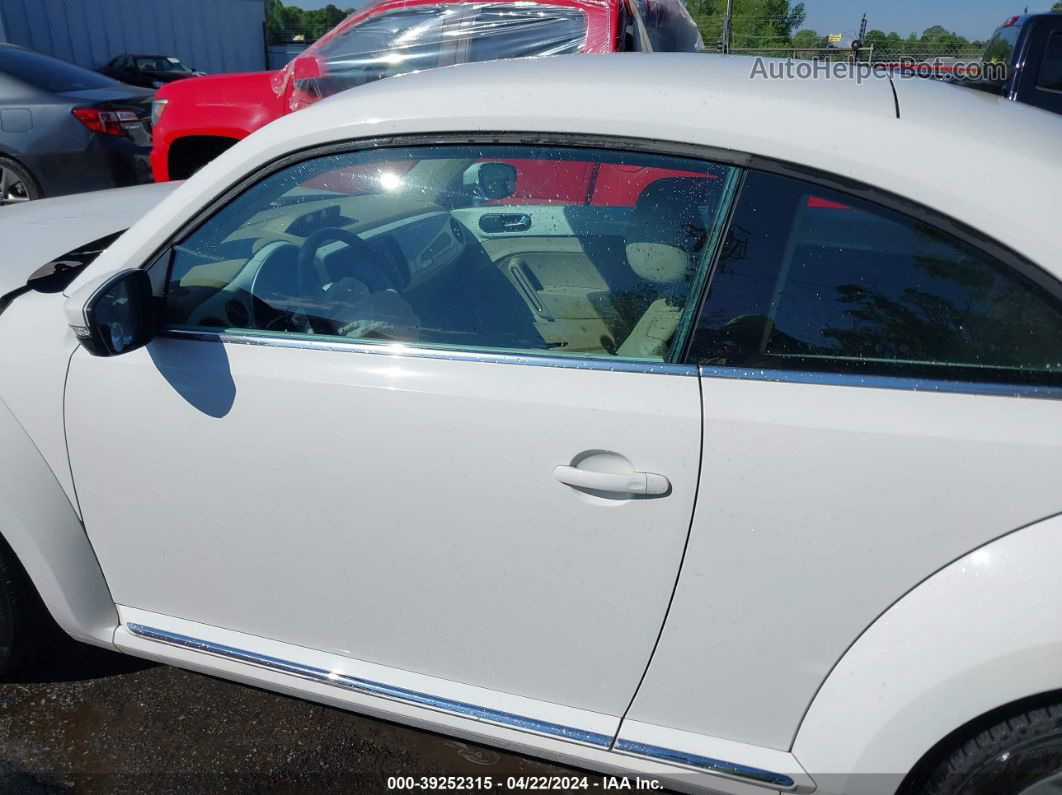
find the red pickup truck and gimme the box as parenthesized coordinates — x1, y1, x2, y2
(150, 0, 702, 183)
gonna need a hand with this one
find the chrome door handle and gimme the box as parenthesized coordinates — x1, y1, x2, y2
(553, 465, 670, 496)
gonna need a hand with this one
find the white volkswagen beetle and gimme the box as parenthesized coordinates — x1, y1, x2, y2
(1, 54, 1061, 795)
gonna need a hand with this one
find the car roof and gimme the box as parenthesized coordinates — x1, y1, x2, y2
(93, 54, 1062, 285)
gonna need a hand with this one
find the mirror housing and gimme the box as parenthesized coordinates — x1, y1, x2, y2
(65, 269, 157, 357)
(463, 162, 518, 202)
(292, 55, 324, 82)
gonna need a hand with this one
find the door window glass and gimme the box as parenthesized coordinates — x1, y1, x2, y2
(1037, 30, 1062, 92)
(164, 144, 738, 363)
(689, 171, 1062, 385)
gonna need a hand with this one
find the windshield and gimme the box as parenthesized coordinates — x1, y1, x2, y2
(283, 2, 588, 108)
(136, 56, 190, 73)
(0, 47, 120, 93)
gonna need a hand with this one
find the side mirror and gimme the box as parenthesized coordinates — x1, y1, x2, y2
(463, 162, 517, 202)
(65, 269, 156, 357)
(292, 55, 324, 82)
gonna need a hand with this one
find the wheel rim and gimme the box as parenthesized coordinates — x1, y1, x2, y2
(0, 165, 32, 205)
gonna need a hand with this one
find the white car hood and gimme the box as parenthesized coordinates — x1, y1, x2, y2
(0, 182, 180, 298)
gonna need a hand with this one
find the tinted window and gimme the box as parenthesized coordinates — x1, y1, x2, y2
(1037, 30, 1062, 92)
(0, 47, 119, 93)
(164, 144, 738, 363)
(136, 56, 189, 72)
(690, 171, 1062, 385)
(984, 25, 1021, 64)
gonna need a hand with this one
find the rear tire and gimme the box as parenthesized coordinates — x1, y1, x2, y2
(919, 702, 1062, 795)
(0, 537, 45, 677)
(0, 156, 42, 205)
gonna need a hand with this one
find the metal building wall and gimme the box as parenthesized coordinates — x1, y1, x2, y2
(0, 0, 266, 74)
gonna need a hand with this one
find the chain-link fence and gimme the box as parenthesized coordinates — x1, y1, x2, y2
(691, 13, 987, 65)
(269, 24, 339, 46)
(268, 9, 989, 69)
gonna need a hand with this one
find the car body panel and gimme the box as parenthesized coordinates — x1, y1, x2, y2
(65, 337, 702, 718)
(148, 71, 286, 180)
(0, 54, 1057, 793)
(794, 512, 1062, 795)
(0, 182, 178, 297)
(0, 182, 178, 506)
(0, 389, 117, 647)
(623, 373, 1062, 750)
(113, 607, 774, 795)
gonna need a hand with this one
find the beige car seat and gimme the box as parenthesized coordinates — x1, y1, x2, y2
(617, 178, 713, 359)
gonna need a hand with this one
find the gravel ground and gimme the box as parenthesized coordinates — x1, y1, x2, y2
(0, 632, 604, 794)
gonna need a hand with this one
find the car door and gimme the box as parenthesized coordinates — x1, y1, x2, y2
(64, 138, 740, 737)
(617, 168, 1062, 761)
(1017, 22, 1062, 115)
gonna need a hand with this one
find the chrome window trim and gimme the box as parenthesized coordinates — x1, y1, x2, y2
(160, 329, 700, 376)
(699, 365, 1062, 400)
(127, 623, 612, 748)
(613, 739, 797, 791)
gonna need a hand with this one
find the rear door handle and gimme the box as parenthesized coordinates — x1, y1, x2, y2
(553, 465, 670, 496)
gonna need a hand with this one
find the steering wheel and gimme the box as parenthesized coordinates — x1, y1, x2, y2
(297, 226, 396, 293)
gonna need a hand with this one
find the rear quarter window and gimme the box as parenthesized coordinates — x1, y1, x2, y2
(983, 25, 1021, 65)
(690, 170, 1062, 387)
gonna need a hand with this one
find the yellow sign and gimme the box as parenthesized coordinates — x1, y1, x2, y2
(828, 33, 843, 43)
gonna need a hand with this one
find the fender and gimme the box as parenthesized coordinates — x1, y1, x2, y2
(0, 393, 117, 647)
(151, 72, 286, 182)
(792, 512, 1062, 795)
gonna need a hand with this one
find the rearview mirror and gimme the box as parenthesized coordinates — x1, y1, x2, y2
(463, 162, 517, 202)
(65, 269, 156, 357)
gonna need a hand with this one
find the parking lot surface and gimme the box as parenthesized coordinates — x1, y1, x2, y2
(0, 633, 601, 794)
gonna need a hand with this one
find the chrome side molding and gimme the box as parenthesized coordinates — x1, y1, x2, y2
(126, 623, 611, 747)
(614, 739, 798, 790)
(128, 622, 800, 790)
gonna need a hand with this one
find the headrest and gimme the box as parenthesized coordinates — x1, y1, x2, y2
(625, 177, 715, 284)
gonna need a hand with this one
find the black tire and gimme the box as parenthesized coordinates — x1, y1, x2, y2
(0, 536, 45, 677)
(0, 156, 42, 205)
(919, 702, 1062, 795)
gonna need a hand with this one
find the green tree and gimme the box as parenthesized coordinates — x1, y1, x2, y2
(688, 0, 806, 51)
(920, 25, 950, 42)
(265, 0, 355, 44)
(791, 28, 821, 50)
(1052, 2, 1062, 11)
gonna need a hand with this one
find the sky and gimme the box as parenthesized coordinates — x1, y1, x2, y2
(284, 0, 1054, 41)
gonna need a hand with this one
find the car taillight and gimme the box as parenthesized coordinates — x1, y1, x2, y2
(71, 107, 142, 137)
(1002, 16, 1019, 27)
